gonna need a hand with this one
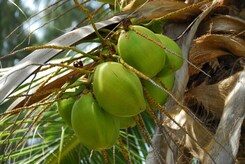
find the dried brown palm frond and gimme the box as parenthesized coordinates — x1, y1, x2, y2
(189, 34, 245, 76)
(147, 0, 245, 163)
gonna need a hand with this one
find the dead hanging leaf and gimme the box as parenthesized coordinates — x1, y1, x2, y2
(184, 113, 214, 160)
(189, 34, 245, 76)
(197, 15, 245, 37)
(203, 70, 245, 163)
(240, 8, 245, 19)
(125, 0, 203, 23)
(185, 72, 240, 117)
(167, 72, 243, 163)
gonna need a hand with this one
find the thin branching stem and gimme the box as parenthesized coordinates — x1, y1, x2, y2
(145, 95, 192, 161)
(38, 66, 63, 93)
(73, 0, 104, 42)
(10, 93, 57, 157)
(1, 45, 100, 61)
(33, 63, 92, 74)
(134, 115, 165, 163)
(125, 129, 132, 164)
(102, 150, 109, 164)
(118, 136, 129, 162)
(2, 72, 38, 161)
(6, 0, 70, 39)
(10, 0, 89, 53)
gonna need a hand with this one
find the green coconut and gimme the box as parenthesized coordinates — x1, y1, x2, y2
(143, 72, 175, 107)
(118, 25, 166, 77)
(71, 92, 120, 151)
(57, 86, 84, 127)
(155, 34, 183, 75)
(57, 93, 76, 128)
(117, 116, 136, 129)
(93, 62, 146, 117)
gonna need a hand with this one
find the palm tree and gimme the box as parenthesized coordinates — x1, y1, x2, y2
(0, 0, 244, 163)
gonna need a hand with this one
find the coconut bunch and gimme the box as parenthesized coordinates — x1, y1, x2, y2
(56, 25, 183, 151)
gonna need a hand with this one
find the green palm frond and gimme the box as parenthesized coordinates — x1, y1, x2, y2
(0, 98, 156, 163)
